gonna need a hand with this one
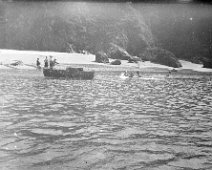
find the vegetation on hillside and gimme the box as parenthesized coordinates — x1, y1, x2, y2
(3, 3, 153, 54)
(1, 2, 211, 67)
(141, 47, 182, 68)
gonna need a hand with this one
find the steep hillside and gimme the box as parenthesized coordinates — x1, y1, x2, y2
(2, 2, 153, 55)
(1, 2, 211, 67)
(139, 3, 212, 64)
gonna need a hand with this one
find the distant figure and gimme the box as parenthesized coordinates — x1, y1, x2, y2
(44, 56, 48, 68)
(123, 70, 134, 78)
(124, 70, 128, 77)
(53, 59, 59, 66)
(50, 57, 59, 69)
(120, 72, 128, 80)
(166, 69, 177, 77)
(166, 70, 171, 78)
(49, 56, 54, 69)
(36, 58, 41, 68)
(129, 72, 134, 78)
(172, 69, 177, 73)
(136, 71, 141, 77)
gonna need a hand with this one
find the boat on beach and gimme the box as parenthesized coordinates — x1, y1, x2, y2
(43, 67, 95, 80)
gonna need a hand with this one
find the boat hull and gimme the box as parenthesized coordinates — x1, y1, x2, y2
(43, 68, 94, 80)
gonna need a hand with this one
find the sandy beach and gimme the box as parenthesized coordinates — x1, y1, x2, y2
(1, 49, 212, 74)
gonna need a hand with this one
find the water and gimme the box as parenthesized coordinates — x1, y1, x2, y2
(0, 70, 212, 170)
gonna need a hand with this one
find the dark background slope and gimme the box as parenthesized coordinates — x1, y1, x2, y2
(0, 1, 211, 63)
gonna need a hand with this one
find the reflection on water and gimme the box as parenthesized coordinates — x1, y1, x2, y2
(0, 70, 212, 170)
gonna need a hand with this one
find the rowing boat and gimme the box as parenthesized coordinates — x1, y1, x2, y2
(43, 67, 94, 80)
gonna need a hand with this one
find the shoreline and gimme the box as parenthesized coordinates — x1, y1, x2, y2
(1, 63, 212, 78)
(1, 49, 212, 75)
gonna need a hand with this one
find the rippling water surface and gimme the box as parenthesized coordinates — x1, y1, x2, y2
(0, 70, 212, 170)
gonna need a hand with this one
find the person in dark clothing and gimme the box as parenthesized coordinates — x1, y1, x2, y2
(36, 58, 41, 68)
(124, 70, 128, 76)
(136, 71, 141, 77)
(129, 72, 134, 78)
(44, 56, 48, 68)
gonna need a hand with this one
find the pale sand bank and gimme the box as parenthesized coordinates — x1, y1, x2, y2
(1, 49, 212, 73)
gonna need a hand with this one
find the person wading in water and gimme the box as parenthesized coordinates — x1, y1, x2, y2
(49, 56, 54, 69)
(49, 56, 59, 69)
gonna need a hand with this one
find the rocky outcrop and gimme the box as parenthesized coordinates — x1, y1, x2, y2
(110, 59, 121, 65)
(141, 47, 182, 68)
(202, 58, 212, 68)
(95, 51, 109, 63)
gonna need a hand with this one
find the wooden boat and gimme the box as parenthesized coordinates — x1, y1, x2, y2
(43, 67, 94, 80)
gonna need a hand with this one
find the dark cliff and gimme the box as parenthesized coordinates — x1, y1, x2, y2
(0, 1, 211, 66)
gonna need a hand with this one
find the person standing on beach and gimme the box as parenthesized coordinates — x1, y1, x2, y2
(36, 58, 41, 68)
(44, 56, 48, 68)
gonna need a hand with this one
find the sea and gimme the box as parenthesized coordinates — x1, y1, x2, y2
(0, 69, 212, 170)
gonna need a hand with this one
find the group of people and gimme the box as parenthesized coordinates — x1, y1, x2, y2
(123, 71, 141, 78)
(36, 56, 58, 69)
